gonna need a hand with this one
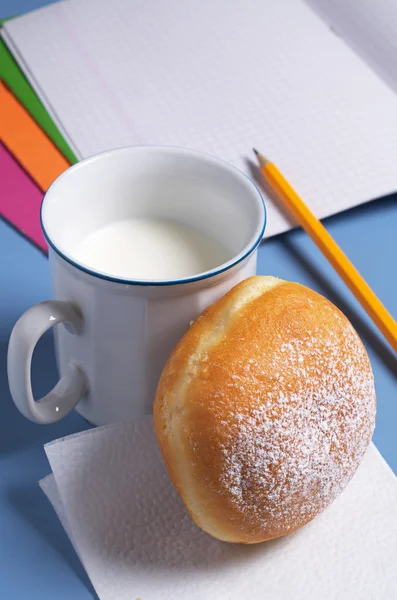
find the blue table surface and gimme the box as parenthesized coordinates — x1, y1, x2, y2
(1, 2, 397, 597)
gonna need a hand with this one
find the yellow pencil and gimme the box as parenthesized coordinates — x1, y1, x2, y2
(254, 148, 397, 354)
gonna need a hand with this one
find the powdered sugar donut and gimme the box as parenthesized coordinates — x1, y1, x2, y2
(154, 276, 376, 544)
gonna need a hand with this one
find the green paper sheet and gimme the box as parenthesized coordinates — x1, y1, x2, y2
(0, 20, 77, 164)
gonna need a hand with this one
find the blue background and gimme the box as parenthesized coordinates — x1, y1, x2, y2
(0, 0, 59, 20)
(1, 1, 397, 597)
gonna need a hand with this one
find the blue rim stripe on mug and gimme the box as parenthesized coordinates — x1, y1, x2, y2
(40, 147, 267, 287)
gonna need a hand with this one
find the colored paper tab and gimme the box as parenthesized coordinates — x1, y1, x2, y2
(0, 81, 70, 192)
(0, 141, 47, 252)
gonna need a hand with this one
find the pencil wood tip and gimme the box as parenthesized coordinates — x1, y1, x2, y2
(253, 148, 269, 167)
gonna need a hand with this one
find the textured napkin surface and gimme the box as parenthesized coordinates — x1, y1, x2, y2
(41, 418, 397, 599)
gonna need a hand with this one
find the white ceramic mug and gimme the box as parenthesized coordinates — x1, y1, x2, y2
(7, 146, 266, 426)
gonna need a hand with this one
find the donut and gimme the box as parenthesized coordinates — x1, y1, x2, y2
(154, 276, 376, 543)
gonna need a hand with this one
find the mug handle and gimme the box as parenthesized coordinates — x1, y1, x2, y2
(7, 300, 87, 424)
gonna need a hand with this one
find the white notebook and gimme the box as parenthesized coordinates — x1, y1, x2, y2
(3, 0, 397, 237)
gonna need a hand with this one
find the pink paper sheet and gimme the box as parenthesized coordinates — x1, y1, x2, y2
(0, 142, 47, 252)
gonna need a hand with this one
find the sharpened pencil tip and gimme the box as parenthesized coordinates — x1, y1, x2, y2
(253, 148, 269, 167)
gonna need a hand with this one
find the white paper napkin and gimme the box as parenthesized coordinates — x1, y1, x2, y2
(40, 418, 397, 599)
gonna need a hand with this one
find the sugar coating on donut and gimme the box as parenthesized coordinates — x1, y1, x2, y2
(217, 322, 375, 539)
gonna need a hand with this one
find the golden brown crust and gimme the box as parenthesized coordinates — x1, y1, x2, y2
(154, 276, 376, 544)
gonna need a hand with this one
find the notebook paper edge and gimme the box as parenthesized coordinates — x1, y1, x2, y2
(0, 29, 77, 163)
(1, 27, 83, 161)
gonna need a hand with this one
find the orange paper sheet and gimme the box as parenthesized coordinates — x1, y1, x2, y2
(0, 81, 70, 192)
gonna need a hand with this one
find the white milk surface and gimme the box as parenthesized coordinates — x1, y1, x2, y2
(73, 218, 230, 280)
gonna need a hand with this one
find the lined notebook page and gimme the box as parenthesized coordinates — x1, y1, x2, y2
(307, 0, 397, 94)
(3, 0, 397, 238)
